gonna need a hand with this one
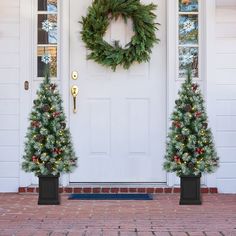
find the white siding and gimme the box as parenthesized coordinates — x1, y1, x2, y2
(0, 0, 20, 192)
(215, 4, 236, 193)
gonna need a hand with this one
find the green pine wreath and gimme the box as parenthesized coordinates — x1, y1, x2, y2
(80, 0, 160, 71)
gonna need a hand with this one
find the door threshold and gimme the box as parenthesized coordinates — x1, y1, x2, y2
(68, 182, 167, 188)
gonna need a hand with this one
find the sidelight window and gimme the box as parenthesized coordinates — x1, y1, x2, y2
(178, 0, 199, 79)
(37, 0, 58, 78)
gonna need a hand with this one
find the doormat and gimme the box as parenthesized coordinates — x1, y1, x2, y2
(68, 193, 153, 200)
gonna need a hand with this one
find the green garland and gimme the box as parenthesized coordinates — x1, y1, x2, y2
(80, 0, 160, 71)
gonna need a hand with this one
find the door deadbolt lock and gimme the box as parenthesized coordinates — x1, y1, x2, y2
(72, 71, 78, 80)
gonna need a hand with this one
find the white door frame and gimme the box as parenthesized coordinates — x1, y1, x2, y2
(60, 0, 168, 186)
(166, 0, 178, 187)
(59, 0, 71, 186)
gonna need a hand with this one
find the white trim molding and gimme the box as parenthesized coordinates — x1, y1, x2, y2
(204, 0, 218, 188)
(166, 0, 178, 187)
(60, 0, 70, 187)
(19, 0, 34, 187)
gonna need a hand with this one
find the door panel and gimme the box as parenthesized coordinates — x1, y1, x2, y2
(69, 0, 167, 182)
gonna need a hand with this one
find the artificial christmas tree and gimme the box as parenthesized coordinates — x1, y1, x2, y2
(22, 66, 77, 205)
(163, 70, 219, 204)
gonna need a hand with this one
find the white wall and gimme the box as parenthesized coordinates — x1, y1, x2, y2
(0, 0, 20, 192)
(214, 2, 236, 193)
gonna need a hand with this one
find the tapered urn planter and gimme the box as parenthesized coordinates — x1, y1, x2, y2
(180, 174, 201, 205)
(38, 175, 60, 205)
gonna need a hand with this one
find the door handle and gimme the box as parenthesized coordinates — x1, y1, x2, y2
(71, 85, 79, 113)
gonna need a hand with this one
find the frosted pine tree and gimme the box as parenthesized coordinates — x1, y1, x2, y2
(22, 64, 77, 176)
(163, 71, 219, 176)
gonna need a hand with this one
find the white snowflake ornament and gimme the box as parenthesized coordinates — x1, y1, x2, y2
(41, 53, 52, 64)
(42, 20, 54, 32)
(183, 20, 195, 33)
(181, 53, 193, 66)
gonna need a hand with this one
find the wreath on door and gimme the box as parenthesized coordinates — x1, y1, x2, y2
(80, 0, 160, 71)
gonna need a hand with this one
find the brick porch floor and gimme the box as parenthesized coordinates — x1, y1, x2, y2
(0, 193, 235, 236)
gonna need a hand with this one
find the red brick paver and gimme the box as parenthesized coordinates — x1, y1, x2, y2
(0, 194, 235, 236)
(18, 187, 219, 194)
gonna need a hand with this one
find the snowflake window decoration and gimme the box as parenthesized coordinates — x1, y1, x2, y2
(178, 0, 199, 78)
(42, 19, 54, 32)
(41, 53, 52, 64)
(181, 53, 194, 66)
(183, 19, 195, 33)
(37, 2, 58, 77)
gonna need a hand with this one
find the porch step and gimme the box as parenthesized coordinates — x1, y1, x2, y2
(18, 186, 218, 194)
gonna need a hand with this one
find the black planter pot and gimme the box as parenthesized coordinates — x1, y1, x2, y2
(38, 175, 60, 205)
(180, 174, 201, 205)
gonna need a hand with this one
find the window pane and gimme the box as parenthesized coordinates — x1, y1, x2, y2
(179, 15, 198, 45)
(38, 0, 57, 12)
(38, 14, 57, 44)
(179, 0, 198, 12)
(179, 47, 198, 78)
(37, 46, 57, 77)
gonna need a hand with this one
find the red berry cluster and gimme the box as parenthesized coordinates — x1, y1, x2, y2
(195, 111, 202, 118)
(32, 156, 38, 163)
(53, 148, 62, 155)
(192, 84, 198, 91)
(174, 155, 181, 163)
(173, 121, 181, 128)
(196, 148, 204, 155)
(31, 121, 40, 128)
(52, 112, 61, 118)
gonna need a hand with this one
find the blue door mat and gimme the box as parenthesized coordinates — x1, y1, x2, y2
(68, 193, 153, 200)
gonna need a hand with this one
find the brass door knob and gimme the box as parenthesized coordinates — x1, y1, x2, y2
(71, 85, 79, 113)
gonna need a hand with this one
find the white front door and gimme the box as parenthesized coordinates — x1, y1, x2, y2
(69, 0, 167, 183)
